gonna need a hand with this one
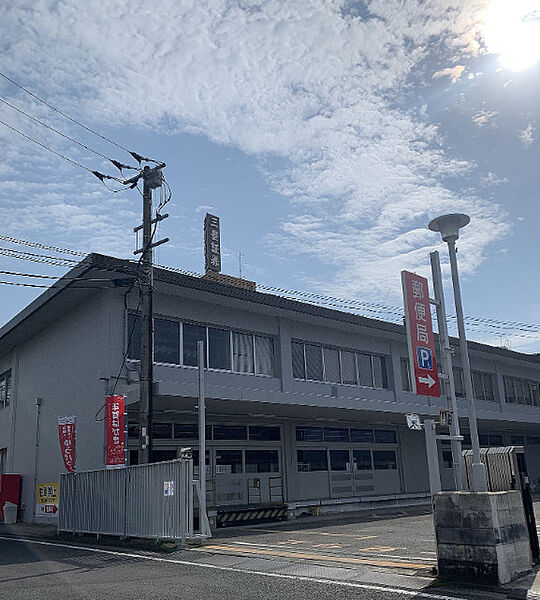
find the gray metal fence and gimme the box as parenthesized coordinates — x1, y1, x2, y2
(59, 458, 195, 542)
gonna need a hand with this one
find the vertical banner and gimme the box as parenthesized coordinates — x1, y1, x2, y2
(58, 416, 76, 473)
(204, 213, 221, 273)
(401, 271, 441, 397)
(105, 395, 126, 469)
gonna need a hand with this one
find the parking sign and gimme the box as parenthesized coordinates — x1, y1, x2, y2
(402, 271, 440, 397)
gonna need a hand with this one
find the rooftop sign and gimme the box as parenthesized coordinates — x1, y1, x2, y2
(204, 213, 221, 273)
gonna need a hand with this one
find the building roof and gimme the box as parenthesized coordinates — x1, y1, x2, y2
(0, 252, 538, 365)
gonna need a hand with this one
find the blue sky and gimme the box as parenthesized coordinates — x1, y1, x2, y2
(0, 0, 539, 351)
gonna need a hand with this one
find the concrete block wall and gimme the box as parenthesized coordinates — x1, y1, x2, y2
(434, 490, 532, 585)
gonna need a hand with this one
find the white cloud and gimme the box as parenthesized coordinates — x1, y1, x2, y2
(433, 65, 466, 83)
(0, 0, 507, 302)
(472, 109, 498, 127)
(519, 123, 535, 148)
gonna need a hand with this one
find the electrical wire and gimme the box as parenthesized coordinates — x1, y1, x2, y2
(0, 70, 164, 166)
(0, 235, 87, 256)
(0, 95, 139, 170)
(0, 70, 133, 156)
(0, 117, 99, 174)
(0, 247, 78, 264)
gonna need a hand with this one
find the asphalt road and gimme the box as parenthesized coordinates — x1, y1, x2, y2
(0, 534, 507, 600)
(209, 506, 438, 575)
(3, 503, 540, 600)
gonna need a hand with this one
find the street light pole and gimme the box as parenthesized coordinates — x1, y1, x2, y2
(428, 213, 488, 492)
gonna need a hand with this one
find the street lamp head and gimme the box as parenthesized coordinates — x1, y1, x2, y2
(428, 213, 470, 242)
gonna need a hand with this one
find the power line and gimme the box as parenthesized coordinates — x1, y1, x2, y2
(0, 117, 99, 174)
(0, 247, 78, 263)
(1, 233, 539, 340)
(0, 95, 138, 171)
(0, 235, 87, 256)
(0, 70, 161, 166)
(0, 116, 134, 188)
(0, 70, 134, 156)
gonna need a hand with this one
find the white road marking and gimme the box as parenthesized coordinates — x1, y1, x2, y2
(0, 535, 459, 600)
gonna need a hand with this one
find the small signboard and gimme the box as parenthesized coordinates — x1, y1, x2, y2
(401, 271, 440, 397)
(36, 482, 59, 517)
(204, 213, 221, 273)
(163, 481, 175, 496)
(405, 413, 423, 431)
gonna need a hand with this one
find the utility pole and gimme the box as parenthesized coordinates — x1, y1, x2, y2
(130, 163, 168, 464)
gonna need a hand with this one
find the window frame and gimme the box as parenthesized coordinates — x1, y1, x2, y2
(126, 312, 274, 377)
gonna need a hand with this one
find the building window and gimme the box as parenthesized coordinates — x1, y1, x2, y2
(442, 450, 453, 469)
(503, 375, 540, 407)
(374, 429, 397, 444)
(255, 336, 274, 376)
(174, 423, 212, 440)
(296, 426, 323, 442)
(127, 313, 141, 360)
(330, 449, 350, 471)
(292, 341, 306, 379)
(353, 449, 372, 470)
(292, 341, 388, 390)
(341, 350, 358, 385)
(305, 344, 323, 381)
(152, 449, 178, 462)
(297, 449, 328, 472)
(323, 428, 349, 442)
(350, 429, 374, 443)
(0, 371, 11, 409)
(373, 450, 397, 470)
(249, 426, 280, 441)
(323, 347, 340, 383)
(232, 332, 254, 373)
(154, 319, 180, 364)
(246, 450, 279, 473)
(511, 435, 524, 445)
(401, 358, 412, 392)
(215, 449, 243, 474)
(152, 423, 172, 439)
(208, 327, 230, 370)
(183, 323, 206, 367)
(213, 425, 247, 440)
(128, 314, 274, 376)
(453, 367, 465, 398)
(356, 353, 372, 387)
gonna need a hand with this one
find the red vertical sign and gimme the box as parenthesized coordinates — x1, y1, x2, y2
(401, 271, 440, 397)
(105, 395, 126, 468)
(58, 416, 76, 473)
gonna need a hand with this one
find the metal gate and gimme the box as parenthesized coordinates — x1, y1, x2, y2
(59, 458, 210, 543)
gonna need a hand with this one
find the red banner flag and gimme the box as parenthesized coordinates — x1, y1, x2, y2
(105, 395, 126, 468)
(58, 416, 76, 473)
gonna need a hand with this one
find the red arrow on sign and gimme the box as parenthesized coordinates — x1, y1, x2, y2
(44, 504, 58, 514)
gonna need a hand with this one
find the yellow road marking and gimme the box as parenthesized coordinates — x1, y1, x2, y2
(312, 544, 342, 549)
(203, 544, 431, 570)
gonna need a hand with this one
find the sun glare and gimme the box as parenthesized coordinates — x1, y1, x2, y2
(482, 0, 540, 71)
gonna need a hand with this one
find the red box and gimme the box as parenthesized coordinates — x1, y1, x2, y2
(0, 474, 21, 520)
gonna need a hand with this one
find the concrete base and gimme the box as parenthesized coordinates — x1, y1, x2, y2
(434, 491, 532, 585)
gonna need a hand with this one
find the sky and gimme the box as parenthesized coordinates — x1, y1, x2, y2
(0, 0, 539, 351)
